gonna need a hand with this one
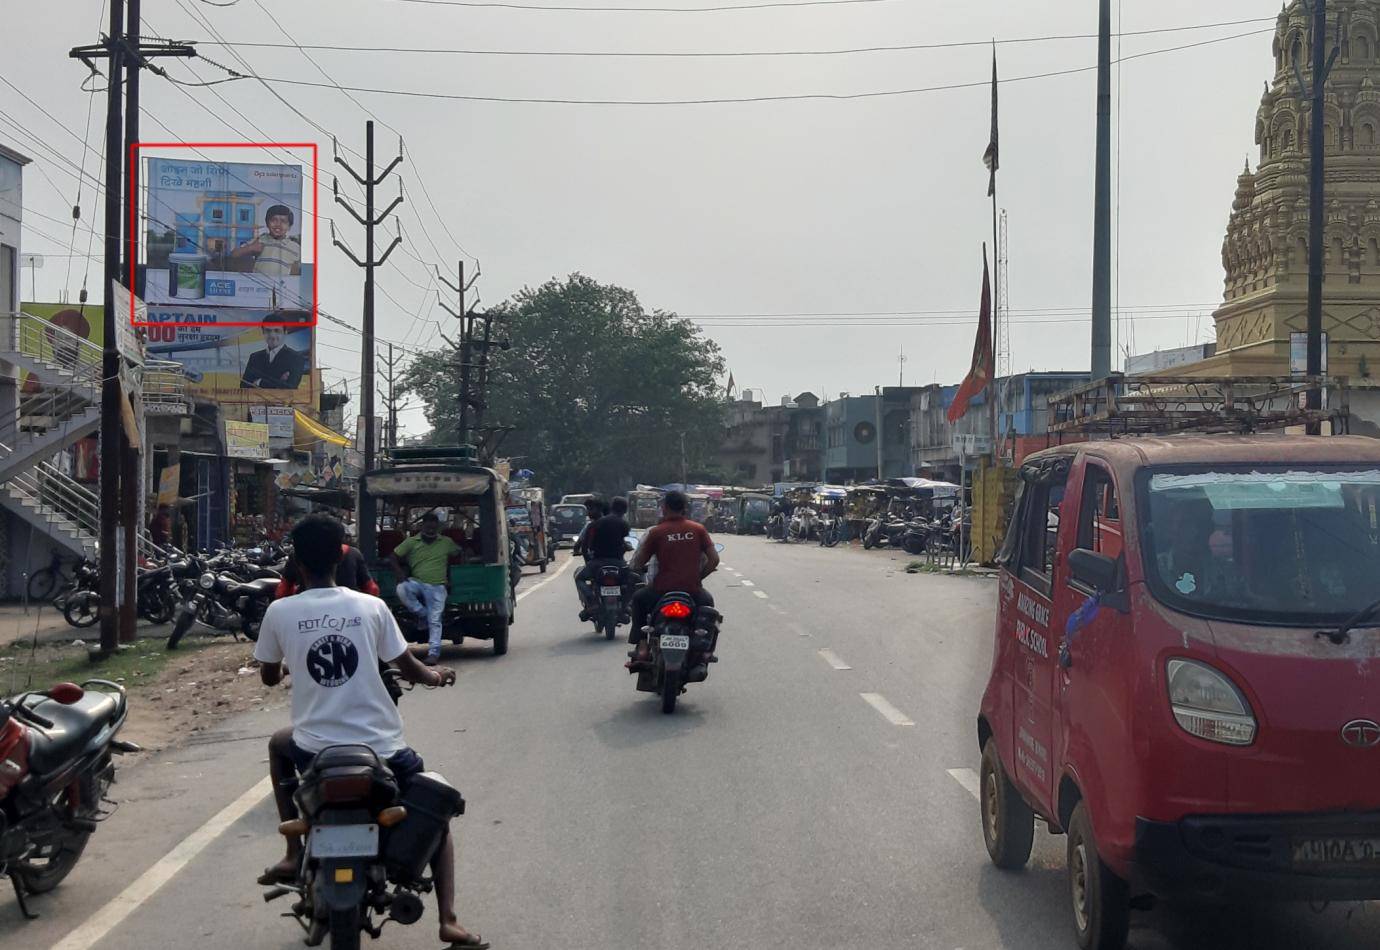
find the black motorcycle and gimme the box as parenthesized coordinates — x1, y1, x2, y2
(57, 559, 102, 629)
(631, 592, 721, 714)
(1, 680, 139, 918)
(167, 569, 279, 649)
(862, 516, 907, 550)
(586, 563, 631, 641)
(262, 679, 465, 949)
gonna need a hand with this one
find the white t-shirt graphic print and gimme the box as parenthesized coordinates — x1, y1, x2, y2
(253, 587, 410, 756)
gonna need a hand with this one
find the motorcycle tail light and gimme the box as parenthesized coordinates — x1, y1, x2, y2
(659, 602, 692, 620)
(320, 774, 374, 803)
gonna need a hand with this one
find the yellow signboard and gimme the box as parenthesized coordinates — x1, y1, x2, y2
(225, 420, 271, 459)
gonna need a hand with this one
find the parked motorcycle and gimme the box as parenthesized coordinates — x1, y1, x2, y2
(166, 565, 279, 650)
(630, 592, 721, 714)
(262, 677, 465, 950)
(862, 516, 908, 550)
(57, 560, 102, 629)
(817, 513, 842, 548)
(1, 680, 139, 917)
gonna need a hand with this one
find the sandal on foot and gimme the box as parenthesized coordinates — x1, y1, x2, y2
(447, 934, 490, 949)
(257, 865, 296, 886)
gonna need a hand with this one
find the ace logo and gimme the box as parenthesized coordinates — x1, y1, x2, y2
(306, 633, 360, 687)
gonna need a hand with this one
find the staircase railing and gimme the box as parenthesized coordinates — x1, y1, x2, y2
(4, 456, 165, 560)
(1, 311, 105, 389)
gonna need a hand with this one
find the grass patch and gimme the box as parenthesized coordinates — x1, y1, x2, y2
(0, 635, 218, 692)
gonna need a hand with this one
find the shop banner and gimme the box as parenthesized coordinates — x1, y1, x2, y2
(251, 405, 295, 440)
(144, 158, 307, 311)
(157, 464, 180, 506)
(142, 299, 315, 407)
(225, 420, 271, 459)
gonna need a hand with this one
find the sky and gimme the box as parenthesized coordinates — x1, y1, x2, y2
(3, 0, 1280, 433)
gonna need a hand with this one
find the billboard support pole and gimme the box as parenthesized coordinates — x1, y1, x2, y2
(332, 121, 403, 559)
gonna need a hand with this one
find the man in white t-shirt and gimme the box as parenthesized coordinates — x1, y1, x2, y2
(253, 514, 487, 949)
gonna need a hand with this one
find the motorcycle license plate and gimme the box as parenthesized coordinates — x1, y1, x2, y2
(599, 586, 622, 597)
(660, 634, 690, 651)
(308, 824, 378, 859)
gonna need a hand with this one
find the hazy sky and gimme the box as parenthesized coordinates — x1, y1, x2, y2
(5, 0, 1278, 432)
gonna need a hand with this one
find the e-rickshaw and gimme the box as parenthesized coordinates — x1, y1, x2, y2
(509, 485, 552, 571)
(362, 447, 515, 656)
(845, 486, 888, 539)
(739, 492, 772, 534)
(706, 494, 741, 534)
(627, 489, 663, 529)
(687, 493, 711, 524)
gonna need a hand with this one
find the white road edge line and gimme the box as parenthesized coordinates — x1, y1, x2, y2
(53, 554, 575, 950)
(752, 590, 769, 599)
(860, 692, 915, 726)
(740, 579, 755, 587)
(817, 649, 852, 670)
(50, 776, 274, 950)
(517, 554, 575, 602)
(947, 767, 982, 801)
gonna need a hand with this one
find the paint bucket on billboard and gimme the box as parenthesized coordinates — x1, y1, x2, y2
(168, 252, 208, 300)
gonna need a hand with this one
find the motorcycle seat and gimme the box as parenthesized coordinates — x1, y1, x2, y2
(303, 744, 385, 777)
(22, 690, 122, 775)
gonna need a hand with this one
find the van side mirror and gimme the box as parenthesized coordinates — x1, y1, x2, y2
(1068, 548, 1118, 593)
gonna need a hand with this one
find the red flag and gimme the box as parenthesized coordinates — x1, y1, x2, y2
(947, 249, 994, 425)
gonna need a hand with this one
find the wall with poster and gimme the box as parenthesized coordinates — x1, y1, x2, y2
(143, 158, 308, 311)
(142, 298, 317, 407)
(17, 302, 102, 394)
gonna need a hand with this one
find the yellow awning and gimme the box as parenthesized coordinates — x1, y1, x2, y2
(293, 410, 350, 448)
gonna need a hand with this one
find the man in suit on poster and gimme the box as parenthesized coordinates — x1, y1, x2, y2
(241, 313, 307, 390)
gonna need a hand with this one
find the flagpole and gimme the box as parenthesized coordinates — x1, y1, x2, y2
(985, 42, 1002, 466)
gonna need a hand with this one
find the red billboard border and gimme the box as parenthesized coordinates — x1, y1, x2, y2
(128, 141, 319, 328)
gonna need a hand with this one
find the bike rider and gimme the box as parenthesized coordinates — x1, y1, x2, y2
(253, 514, 488, 949)
(625, 490, 719, 669)
(575, 496, 632, 621)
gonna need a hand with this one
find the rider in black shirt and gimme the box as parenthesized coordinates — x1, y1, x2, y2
(575, 496, 631, 619)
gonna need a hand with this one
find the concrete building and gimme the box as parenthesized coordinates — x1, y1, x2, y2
(1181, 1, 1380, 430)
(1125, 343, 1218, 375)
(718, 392, 823, 485)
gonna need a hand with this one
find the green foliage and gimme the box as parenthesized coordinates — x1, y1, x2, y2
(402, 273, 726, 496)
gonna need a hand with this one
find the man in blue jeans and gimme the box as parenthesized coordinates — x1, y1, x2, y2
(389, 512, 460, 664)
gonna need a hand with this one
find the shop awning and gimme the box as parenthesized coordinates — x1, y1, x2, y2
(294, 410, 350, 448)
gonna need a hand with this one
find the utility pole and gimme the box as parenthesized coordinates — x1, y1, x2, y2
(380, 341, 402, 449)
(332, 121, 403, 559)
(1090, 0, 1112, 381)
(897, 344, 906, 388)
(70, 1, 194, 654)
(1297, 0, 1342, 433)
(437, 262, 471, 444)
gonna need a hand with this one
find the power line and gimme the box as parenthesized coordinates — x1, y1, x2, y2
(247, 29, 1271, 106)
(387, 0, 915, 12)
(200, 16, 1277, 58)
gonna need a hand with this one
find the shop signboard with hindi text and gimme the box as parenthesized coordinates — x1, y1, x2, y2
(225, 420, 270, 460)
(250, 405, 295, 440)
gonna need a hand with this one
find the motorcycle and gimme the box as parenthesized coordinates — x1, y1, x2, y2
(57, 560, 102, 629)
(817, 513, 842, 548)
(862, 516, 908, 550)
(586, 563, 631, 641)
(900, 520, 933, 556)
(788, 507, 819, 542)
(631, 592, 721, 714)
(262, 675, 465, 950)
(166, 568, 279, 649)
(1, 679, 139, 918)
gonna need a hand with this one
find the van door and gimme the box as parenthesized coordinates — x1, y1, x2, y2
(1003, 458, 1070, 813)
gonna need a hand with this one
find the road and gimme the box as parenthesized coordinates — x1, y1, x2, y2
(5, 537, 1379, 950)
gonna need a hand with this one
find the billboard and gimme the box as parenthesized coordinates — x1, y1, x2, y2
(225, 420, 271, 459)
(142, 302, 316, 407)
(143, 157, 308, 313)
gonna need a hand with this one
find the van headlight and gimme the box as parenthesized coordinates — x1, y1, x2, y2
(1166, 658, 1256, 746)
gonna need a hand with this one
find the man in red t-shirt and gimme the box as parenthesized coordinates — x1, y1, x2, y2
(626, 490, 719, 667)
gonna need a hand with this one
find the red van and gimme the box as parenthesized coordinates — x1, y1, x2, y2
(978, 435, 1380, 950)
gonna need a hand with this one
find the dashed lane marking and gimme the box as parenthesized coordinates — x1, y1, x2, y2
(947, 768, 982, 801)
(740, 579, 755, 587)
(753, 590, 769, 599)
(861, 692, 915, 726)
(818, 649, 852, 670)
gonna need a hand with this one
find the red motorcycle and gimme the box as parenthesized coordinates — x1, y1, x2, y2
(1, 680, 138, 917)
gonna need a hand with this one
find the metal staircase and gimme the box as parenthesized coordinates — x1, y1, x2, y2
(0, 312, 187, 560)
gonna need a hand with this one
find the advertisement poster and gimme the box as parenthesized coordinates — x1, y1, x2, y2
(143, 157, 307, 311)
(142, 301, 316, 407)
(250, 405, 295, 440)
(225, 420, 270, 459)
(18, 301, 102, 394)
(157, 464, 180, 506)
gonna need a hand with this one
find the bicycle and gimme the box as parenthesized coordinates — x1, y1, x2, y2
(27, 551, 81, 603)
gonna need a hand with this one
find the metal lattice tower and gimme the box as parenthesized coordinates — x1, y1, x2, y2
(997, 209, 1011, 382)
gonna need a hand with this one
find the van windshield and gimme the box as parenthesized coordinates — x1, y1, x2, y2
(1142, 466, 1380, 625)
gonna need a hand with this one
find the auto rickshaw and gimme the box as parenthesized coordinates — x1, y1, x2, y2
(845, 486, 888, 538)
(687, 493, 711, 524)
(509, 485, 552, 571)
(627, 489, 663, 529)
(550, 502, 588, 547)
(814, 486, 848, 546)
(739, 492, 772, 534)
(362, 446, 514, 656)
(706, 494, 741, 534)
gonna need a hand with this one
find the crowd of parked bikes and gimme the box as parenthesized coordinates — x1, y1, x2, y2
(757, 483, 972, 560)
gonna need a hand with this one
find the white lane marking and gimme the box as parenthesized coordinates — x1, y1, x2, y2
(861, 692, 915, 726)
(752, 590, 769, 599)
(766, 602, 784, 614)
(721, 565, 733, 571)
(50, 777, 274, 950)
(817, 649, 852, 670)
(740, 579, 755, 587)
(55, 554, 575, 950)
(947, 767, 982, 801)
(517, 554, 575, 602)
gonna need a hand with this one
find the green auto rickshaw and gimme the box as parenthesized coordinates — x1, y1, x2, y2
(362, 446, 515, 656)
(739, 492, 772, 534)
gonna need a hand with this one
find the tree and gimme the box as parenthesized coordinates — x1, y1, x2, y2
(402, 273, 726, 497)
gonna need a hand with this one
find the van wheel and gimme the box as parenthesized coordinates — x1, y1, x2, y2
(1067, 802, 1130, 950)
(980, 738, 1034, 869)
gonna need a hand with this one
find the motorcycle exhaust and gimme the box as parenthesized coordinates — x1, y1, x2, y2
(388, 890, 425, 925)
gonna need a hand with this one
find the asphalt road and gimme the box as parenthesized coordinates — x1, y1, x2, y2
(5, 538, 1380, 950)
